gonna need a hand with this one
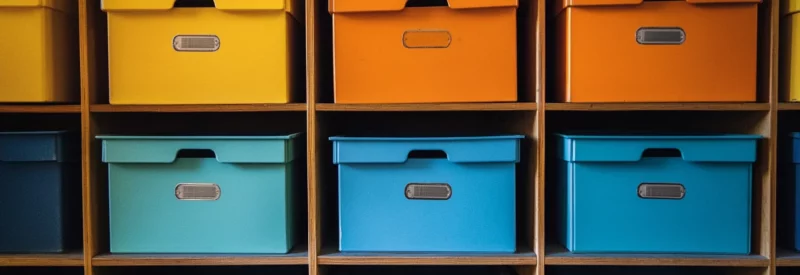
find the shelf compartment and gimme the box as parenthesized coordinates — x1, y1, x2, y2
(91, 248, 309, 266)
(546, 103, 769, 111)
(545, 245, 768, 267)
(316, 103, 536, 112)
(90, 104, 307, 113)
(0, 251, 84, 267)
(318, 247, 536, 266)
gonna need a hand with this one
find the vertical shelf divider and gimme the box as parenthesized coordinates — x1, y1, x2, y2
(307, 0, 321, 274)
(535, 0, 546, 272)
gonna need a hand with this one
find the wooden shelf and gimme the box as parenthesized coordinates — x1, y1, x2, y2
(90, 104, 307, 113)
(779, 103, 800, 110)
(0, 251, 84, 267)
(0, 104, 80, 113)
(91, 249, 309, 266)
(776, 248, 800, 266)
(546, 103, 770, 111)
(545, 245, 769, 267)
(316, 103, 536, 112)
(317, 248, 536, 266)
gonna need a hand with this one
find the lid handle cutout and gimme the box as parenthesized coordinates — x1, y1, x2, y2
(176, 149, 217, 159)
(174, 0, 216, 8)
(406, 0, 449, 7)
(641, 148, 682, 158)
(408, 150, 448, 159)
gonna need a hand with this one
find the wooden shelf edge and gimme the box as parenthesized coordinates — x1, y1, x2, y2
(544, 255, 769, 267)
(776, 248, 800, 266)
(0, 105, 81, 113)
(546, 103, 770, 111)
(0, 252, 84, 267)
(91, 253, 309, 266)
(776, 258, 800, 267)
(90, 104, 307, 113)
(316, 103, 537, 112)
(318, 253, 537, 266)
(779, 102, 800, 110)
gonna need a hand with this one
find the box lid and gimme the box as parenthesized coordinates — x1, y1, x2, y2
(0, 0, 76, 14)
(553, 0, 760, 17)
(556, 134, 761, 163)
(0, 131, 76, 162)
(98, 134, 299, 164)
(330, 135, 523, 164)
(330, 0, 517, 13)
(102, 0, 294, 12)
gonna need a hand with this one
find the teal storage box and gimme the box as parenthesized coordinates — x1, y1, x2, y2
(331, 136, 522, 252)
(556, 134, 759, 254)
(99, 135, 300, 254)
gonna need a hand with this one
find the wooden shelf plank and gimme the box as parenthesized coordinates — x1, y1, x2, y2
(779, 103, 800, 110)
(776, 248, 800, 266)
(316, 103, 536, 112)
(0, 251, 84, 266)
(545, 245, 768, 267)
(0, 105, 81, 113)
(318, 247, 536, 266)
(90, 104, 307, 113)
(546, 103, 770, 111)
(91, 249, 309, 266)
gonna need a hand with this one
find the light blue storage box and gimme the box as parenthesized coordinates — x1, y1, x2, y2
(99, 135, 299, 254)
(331, 135, 523, 252)
(556, 134, 759, 254)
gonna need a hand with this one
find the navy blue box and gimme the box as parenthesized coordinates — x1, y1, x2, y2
(0, 131, 81, 253)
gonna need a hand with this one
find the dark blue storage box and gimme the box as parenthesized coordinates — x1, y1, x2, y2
(791, 133, 800, 251)
(0, 131, 81, 253)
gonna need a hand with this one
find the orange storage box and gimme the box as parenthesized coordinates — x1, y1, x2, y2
(330, 0, 518, 104)
(552, 0, 760, 103)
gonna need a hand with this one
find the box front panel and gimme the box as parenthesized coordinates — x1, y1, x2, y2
(563, 2, 757, 102)
(107, 9, 290, 104)
(795, 166, 800, 250)
(332, 7, 517, 103)
(569, 159, 752, 254)
(338, 159, 516, 252)
(109, 159, 290, 253)
(0, 163, 68, 252)
(0, 8, 47, 102)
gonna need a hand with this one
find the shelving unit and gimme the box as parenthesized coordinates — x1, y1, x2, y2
(2, 0, 791, 275)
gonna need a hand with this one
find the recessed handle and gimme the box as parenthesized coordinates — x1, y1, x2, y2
(638, 183, 685, 200)
(403, 30, 452, 49)
(175, 183, 221, 201)
(405, 183, 452, 200)
(636, 27, 685, 45)
(174, 35, 220, 52)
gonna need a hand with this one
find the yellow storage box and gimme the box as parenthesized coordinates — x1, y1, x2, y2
(785, 0, 800, 102)
(0, 0, 78, 103)
(102, 0, 303, 105)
